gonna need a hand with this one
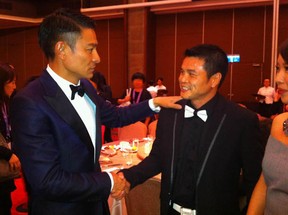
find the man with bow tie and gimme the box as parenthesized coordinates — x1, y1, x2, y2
(121, 44, 264, 215)
(9, 8, 181, 215)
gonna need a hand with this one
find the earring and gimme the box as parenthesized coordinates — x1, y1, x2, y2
(283, 119, 288, 136)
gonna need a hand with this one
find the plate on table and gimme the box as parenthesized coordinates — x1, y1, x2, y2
(101, 145, 117, 156)
(119, 141, 138, 153)
(99, 155, 112, 164)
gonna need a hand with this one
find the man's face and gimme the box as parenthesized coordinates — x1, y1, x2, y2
(62, 28, 100, 84)
(179, 57, 219, 109)
(263, 79, 270, 87)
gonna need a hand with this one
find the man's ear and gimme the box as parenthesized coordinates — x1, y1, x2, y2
(55, 41, 65, 58)
(211, 72, 222, 88)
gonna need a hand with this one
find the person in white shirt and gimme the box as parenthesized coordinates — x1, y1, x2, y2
(146, 80, 157, 98)
(155, 77, 166, 91)
(257, 78, 275, 117)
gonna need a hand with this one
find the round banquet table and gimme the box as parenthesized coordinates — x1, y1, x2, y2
(101, 139, 159, 215)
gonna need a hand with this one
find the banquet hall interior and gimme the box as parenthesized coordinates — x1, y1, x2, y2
(1, 0, 288, 214)
(1, 0, 287, 105)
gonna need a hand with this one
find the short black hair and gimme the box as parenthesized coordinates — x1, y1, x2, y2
(184, 44, 228, 87)
(280, 38, 288, 63)
(38, 8, 96, 60)
(131, 72, 146, 83)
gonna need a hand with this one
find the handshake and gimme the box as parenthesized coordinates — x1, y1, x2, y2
(110, 172, 130, 200)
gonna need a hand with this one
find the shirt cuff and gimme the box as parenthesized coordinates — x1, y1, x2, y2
(106, 172, 114, 192)
(149, 99, 161, 113)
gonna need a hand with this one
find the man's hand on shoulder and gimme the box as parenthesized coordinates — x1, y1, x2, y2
(152, 96, 182, 110)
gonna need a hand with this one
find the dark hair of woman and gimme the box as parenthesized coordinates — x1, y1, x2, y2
(131, 72, 146, 83)
(0, 63, 15, 103)
(90, 71, 107, 93)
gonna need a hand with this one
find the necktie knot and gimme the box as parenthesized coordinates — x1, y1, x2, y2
(184, 105, 208, 122)
(70, 84, 85, 100)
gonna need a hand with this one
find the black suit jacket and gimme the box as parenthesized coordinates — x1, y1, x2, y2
(11, 70, 154, 215)
(122, 94, 264, 215)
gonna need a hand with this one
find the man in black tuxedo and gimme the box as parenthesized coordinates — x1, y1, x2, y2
(121, 44, 264, 215)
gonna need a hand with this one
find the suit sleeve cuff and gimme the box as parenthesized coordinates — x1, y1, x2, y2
(105, 172, 114, 192)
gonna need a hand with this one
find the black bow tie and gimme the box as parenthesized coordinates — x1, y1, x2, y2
(70, 84, 85, 100)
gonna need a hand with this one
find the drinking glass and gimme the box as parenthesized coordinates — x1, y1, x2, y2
(120, 141, 130, 165)
(120, 141, 134, 166)
(125, 147, 133, 166)
(144, 135, 154, 154)
(131, 138, 139, 152)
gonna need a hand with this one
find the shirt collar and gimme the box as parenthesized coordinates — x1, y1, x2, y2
(46, 65, 81, 101)
(187, 93, 219, 117)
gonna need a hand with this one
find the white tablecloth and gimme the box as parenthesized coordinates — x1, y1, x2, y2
(102, 140, 160, 215)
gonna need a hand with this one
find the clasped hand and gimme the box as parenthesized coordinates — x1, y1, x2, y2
(9, 153, 21, 171)
(110, 172, 130, 200)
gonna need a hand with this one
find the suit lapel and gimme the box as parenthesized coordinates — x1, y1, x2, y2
(173, 100, 187, 163)
(198, 95, 227, 165)
(40, 71, 94, 155)
(81, 80, 102, 161)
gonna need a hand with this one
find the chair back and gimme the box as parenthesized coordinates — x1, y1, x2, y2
(101, 125, 105, 145)
(148, 120, 158, 138)
(118, 121, 147, 140)
(125, 177, 160, 215)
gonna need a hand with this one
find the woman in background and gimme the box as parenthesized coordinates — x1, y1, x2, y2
(90, 71, 113, 103)
(0, 62, 21, 215)
(90, 71, 113, 143)
(117, 72, 152, 126)
(247, 39, 288, 214)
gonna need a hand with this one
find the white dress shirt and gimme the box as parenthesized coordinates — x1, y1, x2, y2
(47, 65, 160, 190)
(258, 86, 275, 104)
(47, 66, 96, 151)
(155, 85, 166, 91)
(46, 66, 118, 190)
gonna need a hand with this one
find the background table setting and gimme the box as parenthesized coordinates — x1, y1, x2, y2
(100, 136, 154, 172)
(100, 136, 159, 215)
